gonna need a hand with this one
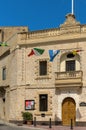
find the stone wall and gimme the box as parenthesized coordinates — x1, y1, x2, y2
(0, 14, 86, 125)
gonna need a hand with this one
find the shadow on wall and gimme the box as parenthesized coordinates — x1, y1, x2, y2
(55, 114, 61, 125)
(76, 108, 81, 119)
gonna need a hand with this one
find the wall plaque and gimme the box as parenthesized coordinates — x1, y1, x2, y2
(41, 113, 45, 117)
(79, 102, 86, 107)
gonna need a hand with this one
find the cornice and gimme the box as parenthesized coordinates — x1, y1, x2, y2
(18, 32, 86, 48)
(17, 25, 86, 45)
(17, 14, 86, 43)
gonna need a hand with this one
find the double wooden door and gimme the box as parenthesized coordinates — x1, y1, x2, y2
(62, 97, 76, 126)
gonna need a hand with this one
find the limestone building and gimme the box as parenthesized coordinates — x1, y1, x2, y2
(0, 14, 86, 126)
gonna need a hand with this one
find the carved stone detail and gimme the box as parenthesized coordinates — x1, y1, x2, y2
(60, 14, 80, 27)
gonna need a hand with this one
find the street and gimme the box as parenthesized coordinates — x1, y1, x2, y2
(0, 124, 43, 130)
(0, 124, 27, 130)
(0, 121, 86, 130)
(0, 123, 46, 130)
(0, 124, 42, 130)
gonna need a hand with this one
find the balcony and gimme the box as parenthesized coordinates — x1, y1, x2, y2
(55, 71, 83, 88)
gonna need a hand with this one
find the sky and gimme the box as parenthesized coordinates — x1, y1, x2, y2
(0, 0, 86, 31)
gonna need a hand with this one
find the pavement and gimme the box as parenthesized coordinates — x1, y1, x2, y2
(22, 125, 86, 130)
(0, 120, 86, 130)
(14, 124, 86, 130)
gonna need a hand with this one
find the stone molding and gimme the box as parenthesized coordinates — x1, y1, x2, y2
(34, 91, 52, 116)
(35, 58, 52, 80)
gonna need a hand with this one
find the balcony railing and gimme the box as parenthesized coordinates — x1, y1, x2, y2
(55, 71, 83, 87)
(55, 71, 82, 79)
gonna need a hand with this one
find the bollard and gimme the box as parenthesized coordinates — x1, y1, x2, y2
(70, 119, 73, 130)
(49, 118, 52, 128)
(34, 117, 36, 127)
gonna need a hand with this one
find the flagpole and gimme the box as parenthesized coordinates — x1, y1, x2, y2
(72, 0, 74, 14)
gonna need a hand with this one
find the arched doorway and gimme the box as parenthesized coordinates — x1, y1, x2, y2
(62, 97, 76, 126)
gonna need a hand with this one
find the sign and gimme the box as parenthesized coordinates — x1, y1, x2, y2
(79, 102, 86, 107)
(25, 100, 35, 110)
(41, 113, 45, 117)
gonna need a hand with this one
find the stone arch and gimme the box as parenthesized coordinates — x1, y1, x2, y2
(60, 52, 80, 72)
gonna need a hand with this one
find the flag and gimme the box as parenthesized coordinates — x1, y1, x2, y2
(28, 48, 45, 56)
(0, 42, 8, 46)
(72, 49, 83, 55)
(28, 49, 34, 56)
(49, 50, 60, 62)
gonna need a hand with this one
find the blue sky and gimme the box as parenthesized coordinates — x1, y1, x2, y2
(0, 0, 86, 31)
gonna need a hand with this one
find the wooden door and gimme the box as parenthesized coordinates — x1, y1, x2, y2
(62, 97, 76, 126)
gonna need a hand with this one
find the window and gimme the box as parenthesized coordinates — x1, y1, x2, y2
(39, 94, 48, 111)
(39, 61, 47, 75)
(66, 60, 75, 71)
(2, 67, 6, 80)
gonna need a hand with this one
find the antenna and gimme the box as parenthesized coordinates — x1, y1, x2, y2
(72, 0, 74, 14)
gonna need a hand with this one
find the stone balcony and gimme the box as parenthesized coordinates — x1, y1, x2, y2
(55, 71, 83, 88)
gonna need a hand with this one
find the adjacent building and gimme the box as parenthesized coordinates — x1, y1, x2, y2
(0, 13, 86, 126)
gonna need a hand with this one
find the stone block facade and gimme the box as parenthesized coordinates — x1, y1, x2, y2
(0, 14, 86, 126)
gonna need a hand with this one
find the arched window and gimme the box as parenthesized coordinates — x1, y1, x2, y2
(60, 52, 80, 72)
